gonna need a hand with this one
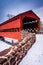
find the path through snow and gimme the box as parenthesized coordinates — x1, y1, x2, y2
(0, 34, 43, 65)
(19, 34, 43, 65)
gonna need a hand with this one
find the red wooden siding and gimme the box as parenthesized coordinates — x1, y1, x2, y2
(0, 18, 21, 30)
(0, 32, 21, 40)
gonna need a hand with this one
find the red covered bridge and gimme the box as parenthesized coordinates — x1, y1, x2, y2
(0, 10, 40, 40)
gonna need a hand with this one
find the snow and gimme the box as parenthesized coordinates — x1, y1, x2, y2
(0, 41, 11, 52)
(0, 34, 43, 65)
(19, 34, 43, 65)
(4, 37, 18, 44)
(0, 37, 18, 52)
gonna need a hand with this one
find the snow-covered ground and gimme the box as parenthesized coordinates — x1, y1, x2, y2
(0, 41, 11, 52)
(0, 34, 43, 65)
(4, 37, 18, 43)
(0, 37, 18, 52)
(19, 34, 43, 65)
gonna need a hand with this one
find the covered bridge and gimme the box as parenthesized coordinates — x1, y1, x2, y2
(0, 10, 40, 40)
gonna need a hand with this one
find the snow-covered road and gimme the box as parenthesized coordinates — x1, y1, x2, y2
(19, 34, 43, 65)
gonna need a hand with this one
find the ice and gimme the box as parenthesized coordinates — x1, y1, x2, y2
(19, 34, 43, 65)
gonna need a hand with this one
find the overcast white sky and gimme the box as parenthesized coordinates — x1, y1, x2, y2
(34, 7, 43, 24)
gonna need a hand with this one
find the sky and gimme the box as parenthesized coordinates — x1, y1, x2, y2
(0, 0, 43, 23)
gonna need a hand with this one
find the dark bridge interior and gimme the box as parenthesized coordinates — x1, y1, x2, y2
(23, 17, 38, 30)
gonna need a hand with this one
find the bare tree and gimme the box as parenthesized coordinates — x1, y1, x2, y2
(7, 14, 14, 19)
(40, 20, 43, 31)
